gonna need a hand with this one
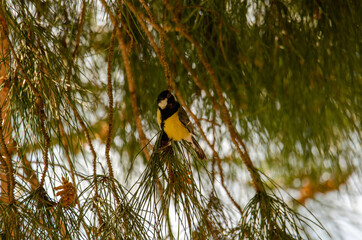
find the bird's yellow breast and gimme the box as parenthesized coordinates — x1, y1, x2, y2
(157, 109, 162, 127)
(158, 109, 190, 141)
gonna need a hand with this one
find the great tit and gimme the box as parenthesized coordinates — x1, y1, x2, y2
(157, 90, 206, 160)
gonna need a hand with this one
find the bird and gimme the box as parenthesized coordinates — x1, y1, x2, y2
(157, 90, 206, 160)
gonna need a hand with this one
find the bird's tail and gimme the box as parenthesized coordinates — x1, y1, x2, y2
(191, 136, 206, 160)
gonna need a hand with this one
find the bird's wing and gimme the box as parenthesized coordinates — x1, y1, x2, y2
(178, 107, 194, 134)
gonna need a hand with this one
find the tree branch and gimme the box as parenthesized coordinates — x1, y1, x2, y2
(104, 27, 121, 206)
(128, 5, 220, 112)
(100, 0, 151, 160)
(105, 28, 116, 180)
(137, 0, 172, 88)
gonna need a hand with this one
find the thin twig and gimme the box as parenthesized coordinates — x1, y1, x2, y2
(100, 0, 151, 160)
(160, 35, 172, 89)
(72, 1, 86, 58)
(137, 0, 172, 88)
(105, 28, 116, 180)
(198, 117, 221, 127)
(211, 156, 216, 184)
(36, 99, 50, 187)
(104, 27, 121, 205)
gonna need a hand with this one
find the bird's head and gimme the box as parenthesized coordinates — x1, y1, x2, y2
(157, 90, 176, 110)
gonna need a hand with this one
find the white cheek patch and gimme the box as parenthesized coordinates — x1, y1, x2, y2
(158, 99, 168, 109)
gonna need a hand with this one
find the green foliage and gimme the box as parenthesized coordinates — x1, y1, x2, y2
(81, 176, 154, 239)
(131, 134, 226, 239)
(0, 188, 86, 239)
(231, 192, 323, 240)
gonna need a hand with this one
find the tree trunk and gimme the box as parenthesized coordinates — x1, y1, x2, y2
(0, 11, 13, 204)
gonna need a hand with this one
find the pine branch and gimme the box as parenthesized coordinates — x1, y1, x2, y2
(35, 99, 50, 188)
(105, 28, 116, 179)
(129, 4, 220, 112)
(104, 27, 121, 206)
(138, 0, 172, 88)
(164, 0, 265, 193)
(100, 0, 151, 160)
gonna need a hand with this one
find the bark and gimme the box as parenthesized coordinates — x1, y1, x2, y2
(0, 10, 13, 204)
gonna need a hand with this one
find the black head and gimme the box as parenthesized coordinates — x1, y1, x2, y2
(157, 90, 172, 103)
(157, 90, 177, 110)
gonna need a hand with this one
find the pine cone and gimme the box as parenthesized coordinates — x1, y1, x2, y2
(54, 177, 76, 207)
